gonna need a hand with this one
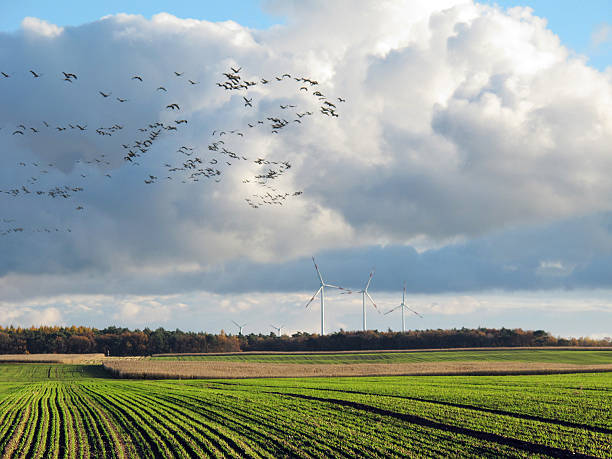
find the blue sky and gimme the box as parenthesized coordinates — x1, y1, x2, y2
(0, 1, 282, 30)
(0, 1, 610, 337)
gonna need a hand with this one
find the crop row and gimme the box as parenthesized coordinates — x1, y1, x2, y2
(0, 366, 609, 458)
(221, 372, 612, 429)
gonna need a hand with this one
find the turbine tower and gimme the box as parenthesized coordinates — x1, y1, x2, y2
(384, 283, 422, 332)
(231, 320, 246, 335)
(270, 324, 283, 336)
(305, 257, 350, 336)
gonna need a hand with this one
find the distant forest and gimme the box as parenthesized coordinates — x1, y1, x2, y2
(0, 326, 609, 356)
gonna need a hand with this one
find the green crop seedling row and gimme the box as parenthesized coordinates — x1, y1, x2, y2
(0, 363, 609, 458)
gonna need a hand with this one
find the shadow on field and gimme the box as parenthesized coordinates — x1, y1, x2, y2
(269, 391, 598, 458)
(81, 365, 114, 378)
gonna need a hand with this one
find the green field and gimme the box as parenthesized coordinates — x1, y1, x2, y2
(0, 362, 610, 457)
(153, 349, 612, 365)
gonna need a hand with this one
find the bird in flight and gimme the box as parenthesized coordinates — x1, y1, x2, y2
(116, 97, 127, 102)
(29, 70, 41, 78)
(188, 79, 199, 85)
(99, 91, 111, 97)
(131, 75, 143, 81)
(174, 71, 184, 76)
(157, 86, 167, 92)
(243, 97, 253, 107)
(1, 72, 9, 78)
(62, 71, 77, 80)
(166, 103, 180, 110)
(231, 66, 241, 73)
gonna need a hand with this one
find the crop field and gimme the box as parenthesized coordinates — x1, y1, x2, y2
(107, 349, 612, 379)
(0, 363, 610, 458)
(153, 349, 612, 364)
(0, 354, 105, 364)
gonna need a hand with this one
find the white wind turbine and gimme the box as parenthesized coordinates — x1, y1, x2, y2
(231, 320, 247, 335)
(384, 283, 422, 332)
(305, 257, 350, 335)
(344, 270, 380, 331)
(270, 324, 284, 336)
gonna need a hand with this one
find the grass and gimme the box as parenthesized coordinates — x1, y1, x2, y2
(0, 362, 610, 457)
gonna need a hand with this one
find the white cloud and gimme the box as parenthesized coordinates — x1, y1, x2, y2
(20, 17, 64, 38)
(1, 1, 611, 329)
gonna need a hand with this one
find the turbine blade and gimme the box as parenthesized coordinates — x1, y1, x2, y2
(231, 320, 240, 327)
(312, 257, 324, 284)
(324, 284, 351, 292)
(305, 286, 322, 308)
(404, 305, 423, 318)
(384, 305, 402, 315)
(365, 291, 378, 311)
(364, 270, 374, 291)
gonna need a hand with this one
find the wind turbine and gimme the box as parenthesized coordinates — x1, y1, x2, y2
(231, 320, 246, 335)
(305, 257, 350, 336)
(359, 270, 379, 331)
(270, 324, 283, 336)
(344, 270, 379, 330)
(384, 283, 422, 332)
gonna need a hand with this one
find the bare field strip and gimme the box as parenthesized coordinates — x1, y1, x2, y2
(0, 354, 105, 364)
(103, 360, 612, 379)
(154, 346, 612, 357)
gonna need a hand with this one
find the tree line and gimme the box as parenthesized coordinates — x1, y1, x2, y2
(0, 325, 609, 356)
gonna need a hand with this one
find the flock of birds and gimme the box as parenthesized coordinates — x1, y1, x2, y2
(0, 65, 346, 235)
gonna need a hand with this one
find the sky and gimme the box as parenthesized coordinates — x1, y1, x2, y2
(0, 0, 610, 338)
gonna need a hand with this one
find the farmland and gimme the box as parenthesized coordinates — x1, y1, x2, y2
(152, 348, 612, 364)
(0, 361, 610, 457)
(104, 349, 612, 379)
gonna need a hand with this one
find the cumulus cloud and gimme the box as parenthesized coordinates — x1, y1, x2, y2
(0, 1, 611, 330)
